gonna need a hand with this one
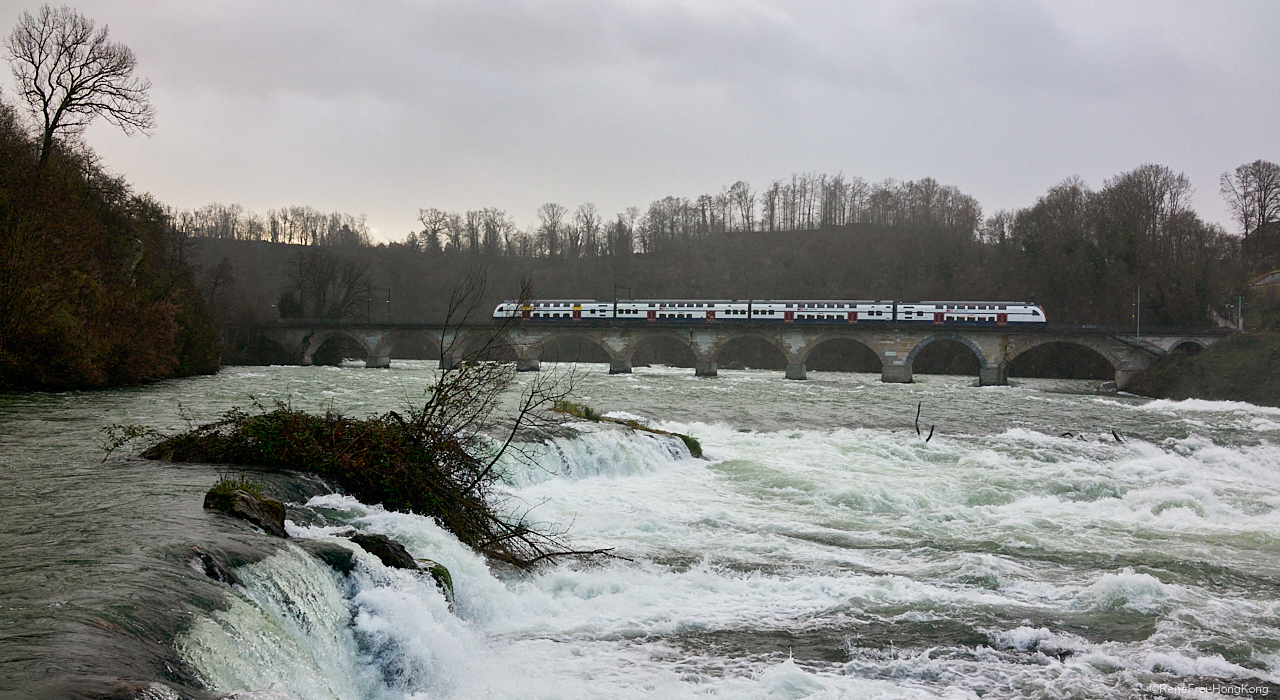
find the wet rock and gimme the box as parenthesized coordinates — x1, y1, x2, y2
(203, 488, 287, 538)
(298, 539, 356, 575)
(419, 558, 455, 603)
(346, 532, 417, 569)
(190, 546, 242, 586)
(43, 676, 189, 699)
(345, 533, 454, 601)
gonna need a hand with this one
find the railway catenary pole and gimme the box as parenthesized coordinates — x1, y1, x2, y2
(1136, 284, 1141, 343)
(613, 283, 631, 320)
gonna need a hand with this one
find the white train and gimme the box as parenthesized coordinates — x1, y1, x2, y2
(493, 300, 1046, 325)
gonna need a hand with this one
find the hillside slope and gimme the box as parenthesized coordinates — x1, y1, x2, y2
(1128, 333, 1280, 407)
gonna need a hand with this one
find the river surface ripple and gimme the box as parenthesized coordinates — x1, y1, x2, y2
(2, 362, 1279, 699)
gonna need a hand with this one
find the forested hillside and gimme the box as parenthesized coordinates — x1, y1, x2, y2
(192, 164, 1259, 362)
(0, 102, 219, 389)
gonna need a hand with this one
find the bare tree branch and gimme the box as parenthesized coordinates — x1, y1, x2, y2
(5, 4, 155, 169)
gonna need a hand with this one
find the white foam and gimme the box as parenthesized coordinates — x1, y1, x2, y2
(1075, 569, 1179, 613)
(178, 378, 1280, 697)
(1135, 398, 1280, 415)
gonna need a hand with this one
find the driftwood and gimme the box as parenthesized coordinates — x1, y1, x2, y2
(915, 402, 935, 442)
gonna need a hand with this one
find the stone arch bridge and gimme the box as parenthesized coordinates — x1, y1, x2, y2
(258, 321, 1227, 390)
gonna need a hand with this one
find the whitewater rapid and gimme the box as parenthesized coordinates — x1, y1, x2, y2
(3, 362, 1278, 698)
(167, 367, 1280, 698)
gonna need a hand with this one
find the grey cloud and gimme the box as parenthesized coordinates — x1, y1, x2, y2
(4, 0, 1274, 238)
(906, 0, 1198, 97)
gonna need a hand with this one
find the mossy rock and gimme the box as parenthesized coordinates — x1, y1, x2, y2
(418, 558, 454, 604)
(344, 532, 454, 601)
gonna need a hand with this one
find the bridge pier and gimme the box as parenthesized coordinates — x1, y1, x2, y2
(1114, 368, 1142, 391)
(785, 362, 806, 380)
(881, 364, 912, 383)
(609, 359, 632, 374)
(365, 355, 390, 369)
(516, 358, 541, 372)
(978, 363, 1007, 386)
(696, 361, 718, 377)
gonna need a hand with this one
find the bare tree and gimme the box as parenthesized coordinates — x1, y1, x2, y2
(287, 247, 369, 319)
(537, 202, 567, 257)
(575, 203, 601, 257)
(1221, 160, 1280, 238)
(6, 5, 155, 169)
(418, 207, 450, 254)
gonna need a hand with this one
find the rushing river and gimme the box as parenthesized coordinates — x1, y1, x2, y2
(2, 362, 1279, 699)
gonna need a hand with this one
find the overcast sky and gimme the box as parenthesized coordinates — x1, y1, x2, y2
(3, 0, 1277, 240)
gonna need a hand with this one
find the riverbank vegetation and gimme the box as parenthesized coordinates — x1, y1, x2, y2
(139, 287, 624, 568)
(552, 399, 703, 458)
(0, 7, 219, 390)
(0, 101, 219, 389)
(1128, 333, 1280, 407)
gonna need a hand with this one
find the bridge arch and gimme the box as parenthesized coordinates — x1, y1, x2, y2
(370, 329, 443, 362)
(442, 329, 519, 364)
(303, 329, 374, 365)
(1005, 340, 1115, 379)
(798, 335, 883, 372)
(1169, 338, 1209, 356)
(620, 331, 700, 364)
(533, 331, 617, 363)
(905, 334, 989, 370)
(710, 332, 790, 370)
(1003, 337, 1126, 378)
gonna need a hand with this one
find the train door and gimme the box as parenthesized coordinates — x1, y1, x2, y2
(933, 312, 945, 324)
(572, 304, 582, 321)
(783, 310, 794, 323)
(847, 310, 856, 323)
(522, 305, 531, 319)
(706, 309, 716, 321)
(647, 309, 656, 321)
(997, 313, 1008, 325)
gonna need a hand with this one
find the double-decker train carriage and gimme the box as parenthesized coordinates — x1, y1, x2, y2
(493, 300, 1046, 325)
(896, 302, 1045, 325)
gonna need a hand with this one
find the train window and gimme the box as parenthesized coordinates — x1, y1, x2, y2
(1032, 309, 1040, 316)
